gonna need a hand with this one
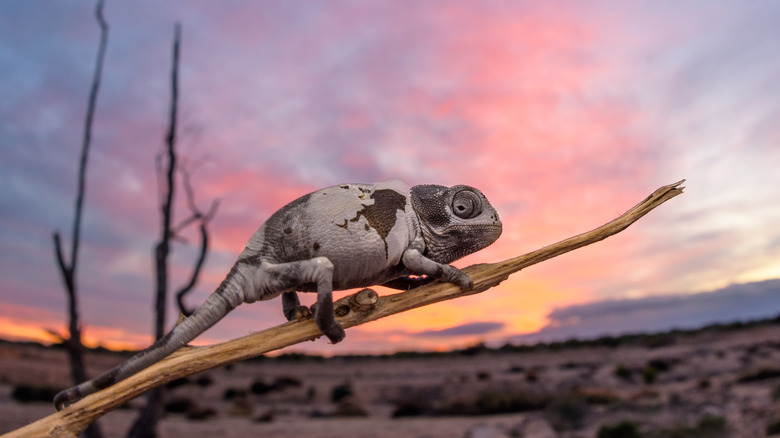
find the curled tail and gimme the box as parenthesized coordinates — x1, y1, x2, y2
(54, 263, 247, 410)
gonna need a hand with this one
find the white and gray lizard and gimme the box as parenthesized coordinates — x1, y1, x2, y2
(54, 179, 502, 409)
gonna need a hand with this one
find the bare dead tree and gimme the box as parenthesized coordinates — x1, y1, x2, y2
(4, 180, 685, 438)
(125, 22, 181, 438)
(127, 22, 217, 438)
(51, 1, 108, 437)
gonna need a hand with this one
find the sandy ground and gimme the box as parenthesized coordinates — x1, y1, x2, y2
(2, 321, 780, 437)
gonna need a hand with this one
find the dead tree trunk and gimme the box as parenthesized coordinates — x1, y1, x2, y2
(126, 22, 180, 438)
(51, 1, 108, 437)
(127, 22, 216, 438)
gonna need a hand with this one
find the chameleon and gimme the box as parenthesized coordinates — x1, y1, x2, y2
(54, 179, 502, 410)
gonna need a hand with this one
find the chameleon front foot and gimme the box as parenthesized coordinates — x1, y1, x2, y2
(309, 302, 346, 344)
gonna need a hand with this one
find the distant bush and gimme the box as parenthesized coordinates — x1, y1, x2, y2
(194, 375, 213, 387)
(575, 387, 620, 405)
(389, 386, 442, 417)
(224, 387, 247, 400)
(165, 377, 190, 389)
(643, 333, 675, 348)
(662, 415, 727, 438)
(545, 396, 586, 431)
(696, 415, 727, 437)
(11, 384, 59, 403)
(250, 380, 274, 395)
(392, 399, 433, 418)
(331, 382, 353, 403)
(250, 376, 302, 395)
(737, 367, 780, 383)
(508, 365, 525, 374)
(648, 358, 674, 372)
(332, 396, 369, 417)
(255, 409, 275, 422)
(597, 420, 642, 438)
(642, 365, 658, 384)
(772, 384, 780, 401)
(164, 397, 195, 414)
(470, 390, 549, 415)
(767, 418, 780, 435)
(614, 364, 632, 381)
(274, 376, 302, 389)
(186, 405, 217, 421)
(227, 396, 253, 418)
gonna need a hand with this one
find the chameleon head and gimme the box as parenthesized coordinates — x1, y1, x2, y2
(410, 184, 502, 264)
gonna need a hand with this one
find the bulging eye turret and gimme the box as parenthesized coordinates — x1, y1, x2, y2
(451, 189, 483, 219)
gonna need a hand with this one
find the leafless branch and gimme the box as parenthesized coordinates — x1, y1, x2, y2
(50, 2, 108, 437)
(5, 180, 685, 438)
(175, 166, 220, 316)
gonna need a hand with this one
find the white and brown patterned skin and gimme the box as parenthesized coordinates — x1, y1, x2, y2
(54, 179, 502, 410)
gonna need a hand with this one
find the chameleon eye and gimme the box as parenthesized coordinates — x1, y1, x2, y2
(451, 190, 483, 219)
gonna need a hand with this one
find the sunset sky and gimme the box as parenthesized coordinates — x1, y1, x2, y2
(1, 1, 779, 355)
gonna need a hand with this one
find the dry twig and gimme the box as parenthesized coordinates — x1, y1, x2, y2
(2, 180, 684, 438)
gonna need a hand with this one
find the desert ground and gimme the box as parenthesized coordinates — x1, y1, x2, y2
(2, 320, 780, 437)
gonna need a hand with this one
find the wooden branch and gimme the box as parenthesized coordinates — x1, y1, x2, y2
(3, 180, 684, 438)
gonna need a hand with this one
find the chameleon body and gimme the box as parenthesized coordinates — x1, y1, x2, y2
(54, 179, 501, 409)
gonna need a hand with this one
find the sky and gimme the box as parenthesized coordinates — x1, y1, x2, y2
(1, 1, 779, 355)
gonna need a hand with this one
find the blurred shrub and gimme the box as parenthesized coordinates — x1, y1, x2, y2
(695, 415, 727, 437)
(251, 380, 274, 395)
(250, 376, 303, 396)
(332, 396, 368, 417)
(575, 387, 620, 405)
(331, 381, 353, 403)
(643, 333, 675, 348)
(165, 377, 190, 389)
(508, 365, 525, 374)
(274, 375, 302, 389)
(392, 398, 433, 418)
(662, 415, 727, 438)
(164, 397, 195, 414)
(597, 420, 642, 438)
(11, 384, 59, 403)
(642, 365, 658, 384)
(648, 358, 674, 372)
(224, 387, 247, 400)
(186, 405, 217, 421)
(227, 396, 252, 417)
(194, 375, 213, 387)
(614, 364, 632, 381)
(737, 367, 780, 383)
(470, 390, 549, 415)
(545, 396, 586, 431)
(767, 418, 780, 435)
(256, 409, 275, 423)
